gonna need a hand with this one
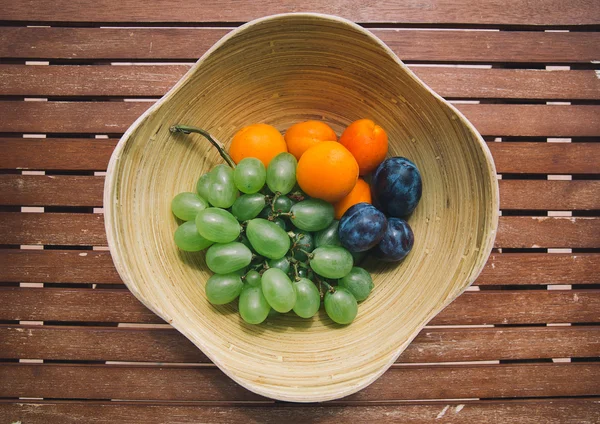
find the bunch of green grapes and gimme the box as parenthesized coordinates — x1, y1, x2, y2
(171, 152, 374, 325)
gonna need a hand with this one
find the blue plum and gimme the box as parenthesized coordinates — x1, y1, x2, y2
(338, 203, 388, 253)
(371, 157, 422, 217)
(373, 217, 414, 262)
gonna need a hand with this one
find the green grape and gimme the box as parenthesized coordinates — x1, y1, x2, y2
(205, 242, 252, 274)
(174, 221, 213, 251)
(232, 266, 248, 276)
(290, 199, 334, 232)
(351, 250, 368, 265)
(205, 273, 243, 305)
(239, 286, 270, 324)
(291, 232, 314, 261)
(261, 268, 296, 313)
(293, 278, 321, 318)
(195, 208, 240, 243)
(324, 288, 358, 324)
(310, 246, 353, 279)
(244, 270, 262, 287)
(196, 173, 212, 201)
(234, 157, 266, 194)
(273, 195, 293, 213)
(246, 218, 291, 260)
(208, 164, 238, 208)
(295, 266, 311, 279)
(232, 193, 266, 222)
(238, 234, 252, 250)
(315, 220, 341, 247)
(258, 206, 272, 219)
(338, 267, 373, 301)
(272, 218, 289, 231)
(266, 152, 297, 195)
(267, 308, 279, 318)
(171, 192, 208, 221)
(268, 256, 290, 274)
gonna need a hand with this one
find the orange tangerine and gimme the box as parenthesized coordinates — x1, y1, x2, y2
(229, 123, 287, 167)
(333, 178, 372, 219)
(284, 120, 337, 160)
(339, 119, 388, 175)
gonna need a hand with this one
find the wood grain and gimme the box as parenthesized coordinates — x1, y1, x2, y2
(1, 325, 598, 364)
(1, 288, 597, 325)
(2, 0, 598, 25)
(2, 27, 598, 63)
(1, 101, 599, 137)
(1, 400, 599, 424)
(3, 139, 598, 174)
(2, 65, 599, 100)
(1, 250, 597, 286)
(2, 213, 598, 248)
(0, 362, 598, 401)
(2, 175, 599, 210)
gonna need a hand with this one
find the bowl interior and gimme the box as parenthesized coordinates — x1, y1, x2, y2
(105, 14, 498, 402)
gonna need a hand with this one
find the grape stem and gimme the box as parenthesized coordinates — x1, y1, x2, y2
(298, 249, 314, 259)
(169, 124, 237, 168)
(271, 192, 281, 212)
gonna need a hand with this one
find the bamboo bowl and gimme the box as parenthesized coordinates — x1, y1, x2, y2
(104, 13, 499, 402)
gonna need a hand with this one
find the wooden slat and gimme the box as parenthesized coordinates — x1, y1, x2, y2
(2, 0, 598, 25)
(0, 288, 597, 325)
(2, 399, 599, 424)
(2, 27, 598, 63)
(3, 139, 598, 174)
(2, 65, 599, 100)
(1, 101, 599, 137)
(3, 175, 599, 210)
(2, 213, 598, 248)
(1, 325, 598, 364)
(0, 362, 598, 401)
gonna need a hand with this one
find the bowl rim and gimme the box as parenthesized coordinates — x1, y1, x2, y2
(104, 12, 500, 402)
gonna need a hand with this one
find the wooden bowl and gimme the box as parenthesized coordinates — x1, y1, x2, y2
(104, 13, 499, 402)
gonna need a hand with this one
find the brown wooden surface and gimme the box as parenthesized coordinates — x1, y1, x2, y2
(2, 400, 599, 424)
(2, 65, 599, 100)
(1, 1, 599, 421)
(1, 287, 597, 325)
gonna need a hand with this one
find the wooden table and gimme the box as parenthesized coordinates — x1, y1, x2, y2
(1, 1, 599, 422)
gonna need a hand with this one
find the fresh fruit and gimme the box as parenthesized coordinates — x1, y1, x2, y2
(266, 152, 297, 195)
(208, 164, 238, 208)
(296, 141, 359, 202)
(293, 278, 321, 318)
(174, 220, 213, 251)
(233, 157, 266, 194)
(195, 208, 241, 243)
(171, 192, 209, 221)
(231, 193, 266, 221)
(371, 157, 422, 217)
(284, 120, 337, 160)
(324, 288, 358, 324)
(339, 203, 388, 252)
(314, 220, 341, 248)
(338, 267, 373, 301)
(273, 195, 293, 213)
(239, 285, 271, 324)
(310, 246, 353, 279)
(291, 232, 314, 261)
(261, 268, 297, 313)
(205, 273, 243, 305)
(339, 119, 388, 175)
(246, 218, 291, 259)
(229, 123, 287, 167)
(333, 178, 371, 220)
(372, 217, 414, 262)
(196, 173, 212, 201)
(205, 242, 252, 274)
(290, 199, 334, 232)
(268, 256, 291, 274)
(244, 270, 262, 287)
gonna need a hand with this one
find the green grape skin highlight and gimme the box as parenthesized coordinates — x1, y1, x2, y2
(290, 199, 334, 232)
(195, 208, 240, 243)
(174, 221, 213, 251)
(244, 270, 262, 287)
(314, 220, 341, 247)
(273, 195, 294, 213)
(338, 267, 373, 301)
(324, 288, 358, 324)
(239, 286, 271, 324)
(205, 273, 243, 305)
(171, 192, 208, 221)
(266, 152, 297, 195)
(208, 164, 238, 208)
(310, 246, 354, 279)
(234, 157, 266, 194)
(205, 242, 252, 274)
(246, 218, 291, 260)
(261, 268, 297, 313)
(232, 193, 266, 222)
(293, 278, 321, 318)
